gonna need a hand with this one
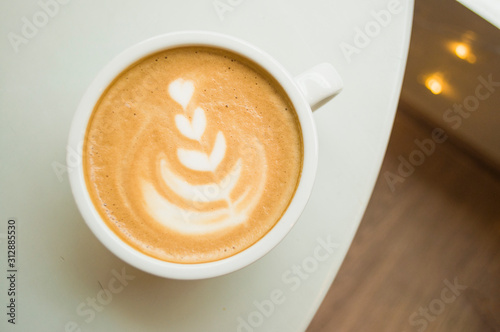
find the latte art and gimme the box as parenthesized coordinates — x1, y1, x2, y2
(142, 78, 268, 234)
(84, 47, 303, 263)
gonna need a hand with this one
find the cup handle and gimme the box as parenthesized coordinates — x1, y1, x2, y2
(294, 63, 343, 111)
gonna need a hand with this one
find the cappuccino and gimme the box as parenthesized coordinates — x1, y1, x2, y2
(84, 46, 303, 263)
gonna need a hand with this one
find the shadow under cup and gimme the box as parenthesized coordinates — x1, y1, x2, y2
(68, 31, 335, 280)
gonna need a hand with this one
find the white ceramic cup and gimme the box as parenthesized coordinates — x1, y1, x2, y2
(67, 31, 342, 280)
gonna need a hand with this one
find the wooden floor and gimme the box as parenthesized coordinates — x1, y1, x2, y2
(306, 105, 500, 332)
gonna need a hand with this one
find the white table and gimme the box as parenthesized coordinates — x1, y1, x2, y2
(0, 1, 413, 331)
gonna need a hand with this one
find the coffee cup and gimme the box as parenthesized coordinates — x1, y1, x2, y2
(68, 31, 342, 279)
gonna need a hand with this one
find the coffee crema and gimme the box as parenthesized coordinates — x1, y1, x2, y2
(84, 46, 303, 263)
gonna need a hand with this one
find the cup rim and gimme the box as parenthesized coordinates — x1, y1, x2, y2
(67, 30, 318, 279)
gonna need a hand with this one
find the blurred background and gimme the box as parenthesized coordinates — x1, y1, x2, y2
(308, 0, 500, 331)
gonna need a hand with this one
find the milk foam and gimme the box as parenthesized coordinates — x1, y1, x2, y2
(175, 107, 206, 141)
(142, 149, 267, 234)
(168, 78, 194, 110)
(84, 47, 303, 263)
(139, 78, 267, 234)
(159, 158, 242, 202)
(177, 131, 226, 171)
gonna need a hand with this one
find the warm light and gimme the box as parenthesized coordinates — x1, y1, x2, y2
(425, 75, 443, 95)
(454, 44, 469, 59)
(450, 42, 477, 63)
(466, 53, 477, 64)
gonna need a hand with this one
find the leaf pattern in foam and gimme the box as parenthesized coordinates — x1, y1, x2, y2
(159, 158, 242, 202)
(175, 107, 206, 141)
(141, 76, 271, 234)
(168, 78, 194, 110)
(177, 132, 226, 172)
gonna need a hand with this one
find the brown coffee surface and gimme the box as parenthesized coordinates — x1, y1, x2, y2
(84, 46, 303, 263)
